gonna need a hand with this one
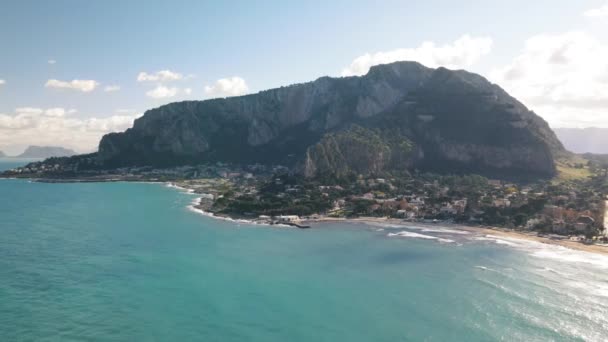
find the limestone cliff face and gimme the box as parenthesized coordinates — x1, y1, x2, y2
(97, 61, 564, 178)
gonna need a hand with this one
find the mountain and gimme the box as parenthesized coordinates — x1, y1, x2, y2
(97, 61, 564, 179)
(553, 128, 608, 154)
(17, 146, 77, 158)
(0, 151, 5, 158)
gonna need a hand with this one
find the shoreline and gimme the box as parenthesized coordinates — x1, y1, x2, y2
(7, 177, 608, 256)
(301, 216, 608, 256)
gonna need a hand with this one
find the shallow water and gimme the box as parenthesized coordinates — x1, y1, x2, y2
(1, 159, 607, 341)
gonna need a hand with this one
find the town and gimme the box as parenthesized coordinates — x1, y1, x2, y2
(6, 155, 607, 243)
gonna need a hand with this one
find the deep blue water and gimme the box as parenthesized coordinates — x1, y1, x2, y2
(2, 158, 608, 341)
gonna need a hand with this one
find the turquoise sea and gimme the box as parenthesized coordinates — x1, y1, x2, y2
(2, 158, 608, 341)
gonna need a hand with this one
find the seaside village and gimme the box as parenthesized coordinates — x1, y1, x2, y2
(7, 159, 607, 242)
(167, 163, 606, 243)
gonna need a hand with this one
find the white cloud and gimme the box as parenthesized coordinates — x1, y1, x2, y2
(48, 59, 56, 65)
(341, 34, 493, 76)
(146, 85, 179, 99)
(184, 88, 192, 95)
(16, 107, 43, 115)
(44, 108, 76, 117)
(45, 79, 99, 92)
(84, 114, 141, 132)
(490, 31, 608, 127)
(0, 79, 5, 85)
(204, 77, 249, 97)
(137, 70, 183, 82)
(14, 107, 76, 118)
(584, 3, 608, 17)
(0, 113, 35, 129)
(0, 108, 142, 152)
(104, 85, 120, 92)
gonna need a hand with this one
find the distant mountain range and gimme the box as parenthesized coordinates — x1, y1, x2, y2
(0, 150, 6, 158)
(13, 146, 77, 159)
(553, 128, 608, 154)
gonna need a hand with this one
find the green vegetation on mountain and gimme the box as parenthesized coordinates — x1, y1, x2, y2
(303, 125, 414, 178)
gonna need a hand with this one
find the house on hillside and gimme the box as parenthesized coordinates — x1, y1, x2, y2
(575, 215, 595, 233)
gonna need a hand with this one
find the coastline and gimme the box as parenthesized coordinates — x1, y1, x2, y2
(7, 176, 608, 257)
(177, 181, 608, 257)
(301, 216, 608, 256)
(128, 181, 608, 257)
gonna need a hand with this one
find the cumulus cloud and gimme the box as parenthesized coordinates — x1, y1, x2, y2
(0, 108, 141, 152)
(145, 85, 179, 99)
(16, 107, 44, 115)
(490, 31, 608, 127)
(204, 77, 249, 97)
(44, 108, 76, 117)
(104, 85, 120, 92)
(584, 3, 608, 17)
(14, 107, 76, 118)
(48, 59, 56, 65)
(341, 35, 493, 76)
(0, 112, 35, 129)
(137, 70, 183, 82)
(45, 79, 99, 92)
(84, 114, 141, 133)
(0, 79, 5, 85)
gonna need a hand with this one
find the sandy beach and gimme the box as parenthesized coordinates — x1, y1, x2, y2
(302, 216, 608, 256)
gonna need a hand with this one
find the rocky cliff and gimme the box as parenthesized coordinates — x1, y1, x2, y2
(303, 125, 415, 178)
(98, 61, 564, 178)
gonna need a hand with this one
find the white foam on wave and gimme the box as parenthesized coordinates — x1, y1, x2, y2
(368, 222, 470, 235)
(474, 265, 500, 273)
(531, 247, 608, 269)
(387, 231, 455, 243)
(539, 267, 574, 278)
(166, 182, 195, 194)
(416, 226, 470, 235)
(566, 280, 608, 298)
(186, 197, 290, 228)
(471, 236, 521, 247)
(473, 234, 608, 269)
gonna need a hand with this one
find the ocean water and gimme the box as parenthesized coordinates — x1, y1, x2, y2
(2, 159, 608, 341)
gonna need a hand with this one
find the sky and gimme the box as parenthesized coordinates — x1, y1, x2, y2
(1, 0, 607, 155)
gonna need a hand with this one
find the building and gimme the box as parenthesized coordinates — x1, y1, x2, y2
(551, 220, 567, 234)
(525, 218, 542, 230)
(492, 198, 511, 208)
(396, 210, 417, 219)
(362, 193, 375, 200)
(276, 215, 300, 223)
(575, 215, 595, 233)
(440, 203, 458, 215)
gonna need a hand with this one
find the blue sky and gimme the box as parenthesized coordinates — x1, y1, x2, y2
(1, 0, 607, 154)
